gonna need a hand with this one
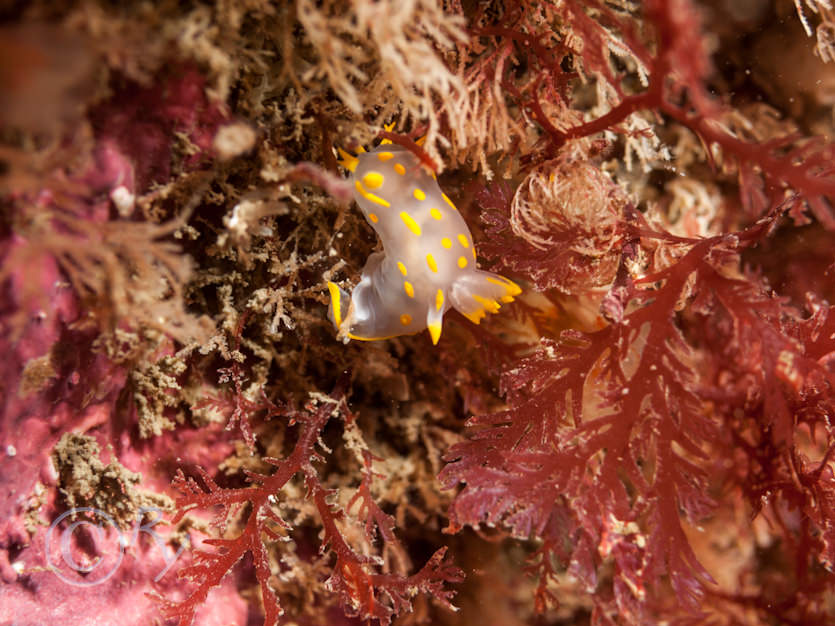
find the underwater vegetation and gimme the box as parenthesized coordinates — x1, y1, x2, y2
(2, 1, 835, 624)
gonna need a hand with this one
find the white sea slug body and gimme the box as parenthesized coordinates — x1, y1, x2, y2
(328, 142, 521, 345)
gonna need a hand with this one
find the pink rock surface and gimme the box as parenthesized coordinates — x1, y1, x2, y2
(1, 66, 236, 625)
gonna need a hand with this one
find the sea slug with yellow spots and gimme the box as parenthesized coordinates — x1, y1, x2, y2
(327, 142, 521, 345)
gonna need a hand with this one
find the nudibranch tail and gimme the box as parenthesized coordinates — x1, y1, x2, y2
(449, 270, 521, 325)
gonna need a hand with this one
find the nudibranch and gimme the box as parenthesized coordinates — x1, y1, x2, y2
(327, 140, 521, 345)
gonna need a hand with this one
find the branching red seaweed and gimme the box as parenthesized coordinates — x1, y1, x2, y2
(163, 377, 462, 625)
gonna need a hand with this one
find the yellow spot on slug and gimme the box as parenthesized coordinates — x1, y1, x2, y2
(400, 313, 412, 326)
(441, 237, 452, 249)
(377, 151, 394, 161)
(457, 256, 468, 268)
(399, 212, 421, 236)
(362, 171, 384, 189)
(369, 213, 379, 223)
(426, 253, 438, 273)
(404, 281, 415, 298)
(413, 188, 426, 201)
(355, 180, 390, 207)
(430, 208, 442, 220)
(457, 234, 470, 248)
(435, 289, 444, 311)
(442, 193, 458, 211)
(394, 163, 406, 175)
(397, 261, 408, 276)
